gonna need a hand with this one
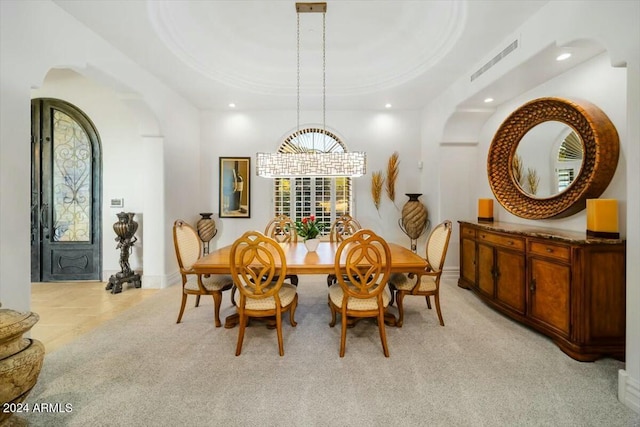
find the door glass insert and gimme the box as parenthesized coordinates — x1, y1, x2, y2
(52, 109, 92, 242)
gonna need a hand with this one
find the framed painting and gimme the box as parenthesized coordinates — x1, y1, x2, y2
(219, 157, 251, 218)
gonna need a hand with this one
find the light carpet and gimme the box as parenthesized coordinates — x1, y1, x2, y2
(20, 275, 639, 426)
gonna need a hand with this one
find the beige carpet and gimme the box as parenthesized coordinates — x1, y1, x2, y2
(19, 275, 640, 426)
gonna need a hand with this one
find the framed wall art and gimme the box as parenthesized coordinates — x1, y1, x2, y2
(219, 157, 251, 218)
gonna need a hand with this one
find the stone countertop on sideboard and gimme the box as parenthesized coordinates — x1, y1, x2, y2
(458, 220, 625, 245)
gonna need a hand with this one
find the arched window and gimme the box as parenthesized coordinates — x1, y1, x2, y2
(555, 130, 584, 193)
(273, 128, 353, 235)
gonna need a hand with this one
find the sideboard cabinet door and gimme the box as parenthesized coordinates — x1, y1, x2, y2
(477, 242, 495, 298)
(458, 224, 477, 289)
(528, 256, 571, 337)
(495, 248, 525, 315)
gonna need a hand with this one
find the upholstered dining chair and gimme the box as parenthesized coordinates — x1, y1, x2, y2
(172, 220, 234, 327)
(264, 214, 298, 243)
(328, 229, 393, 357)
(387, 220, 452, 327)
(264, 214, 299, 286)
(326, 214, 362, 286)
(230, 231, 298, 356)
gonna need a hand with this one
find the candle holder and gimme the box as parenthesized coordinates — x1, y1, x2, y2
(106, 212, 142, 294)
(586, 199, 620, 239)
(477, 198, 494, 223)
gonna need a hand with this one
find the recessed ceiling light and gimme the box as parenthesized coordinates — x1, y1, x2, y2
(228, 103, 236, 108)
(556, 53, 572, 61)
(484, 98, 494, 103)
(385, 103, 392, 109)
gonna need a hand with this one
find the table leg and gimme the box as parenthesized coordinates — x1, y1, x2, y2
(224, 313, 240, 329)
(384, 312, 398, 327)
(224, 313, 277, 329)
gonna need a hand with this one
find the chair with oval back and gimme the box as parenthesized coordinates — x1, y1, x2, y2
(328, 229, 393, 357)
(388, 220, 452, 327)
(230, 231, 298, 356)
(326, 214, 362, 286)
(172, 220, 234, 327)
(264, 214, 299, 286)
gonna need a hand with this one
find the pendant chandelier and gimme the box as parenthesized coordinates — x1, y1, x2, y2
(256, 2, 366, 178)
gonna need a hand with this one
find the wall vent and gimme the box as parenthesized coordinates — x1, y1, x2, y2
(470, 39, 519, 82)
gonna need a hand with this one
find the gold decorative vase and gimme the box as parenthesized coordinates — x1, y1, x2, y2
(0, 304, 45, 424)
(399, 193, 429, 252)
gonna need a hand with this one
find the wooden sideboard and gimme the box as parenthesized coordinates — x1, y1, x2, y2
(458, 220, 625, 362)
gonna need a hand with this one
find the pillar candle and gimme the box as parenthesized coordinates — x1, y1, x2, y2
(586, 199, 619, 239)
(478, 198, 494, 222)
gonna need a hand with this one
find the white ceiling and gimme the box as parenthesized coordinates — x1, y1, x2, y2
(52, 0, 599, 111)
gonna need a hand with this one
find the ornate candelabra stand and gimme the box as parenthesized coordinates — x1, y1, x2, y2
(398, 193, 430, 253)
(106, 212, 141, 294)
(197, 213, 217, 255)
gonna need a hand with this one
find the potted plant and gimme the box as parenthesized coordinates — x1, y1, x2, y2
(295, 215, 324, 251)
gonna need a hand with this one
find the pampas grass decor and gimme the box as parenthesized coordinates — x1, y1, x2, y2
(513, 154, 524, 186)
(371, 171, 384, 212)
(527, 168, 540, 195)
(386, 152, 399, 204)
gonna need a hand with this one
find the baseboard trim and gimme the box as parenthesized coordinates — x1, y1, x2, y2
(619, 369, 640, 414)
(442, 267, 459, 280)
(139, 275, 163, 289)
(165, 271, 181, 288)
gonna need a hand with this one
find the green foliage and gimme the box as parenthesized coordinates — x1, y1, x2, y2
(295, 215, 325, 241)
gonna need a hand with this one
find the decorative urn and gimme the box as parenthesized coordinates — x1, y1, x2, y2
(0, 303, 45, 424)
(196, 213, 217, 255)
(399, 193, 429, 252)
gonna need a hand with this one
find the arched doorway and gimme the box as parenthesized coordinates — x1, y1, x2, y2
(31, 98, 102, 281)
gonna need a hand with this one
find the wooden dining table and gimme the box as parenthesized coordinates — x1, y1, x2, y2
(192, 240, 427, 327)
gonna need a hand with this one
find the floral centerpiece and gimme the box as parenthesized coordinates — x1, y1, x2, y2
(295, 215, 325, 241)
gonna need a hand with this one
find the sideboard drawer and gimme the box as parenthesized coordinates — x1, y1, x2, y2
(477, 231, 524, 251)
(461, 226, 476, 239)
(528, 240, 571, 262)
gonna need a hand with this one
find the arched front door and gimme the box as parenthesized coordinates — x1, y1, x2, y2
(31, 98, 102, 281)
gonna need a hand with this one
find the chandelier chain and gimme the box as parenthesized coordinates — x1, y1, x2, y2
(297, 11, 300, 135)
(322, 10, 327, 152)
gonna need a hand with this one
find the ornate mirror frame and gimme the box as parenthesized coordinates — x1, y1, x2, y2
(488, 97, 619, 219)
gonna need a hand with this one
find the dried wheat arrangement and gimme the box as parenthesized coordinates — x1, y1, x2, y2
(527, 168, 539, 195)
(371, 171, 384, 211)
(386, 152, 399, 203)
(512, 154, 524, 186)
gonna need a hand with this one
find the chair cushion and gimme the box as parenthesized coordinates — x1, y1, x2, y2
(328, 283, 390, 310)
(390, 273, 437, 292)
(185, 274, 233, 292)
(243, 283, 297, 310)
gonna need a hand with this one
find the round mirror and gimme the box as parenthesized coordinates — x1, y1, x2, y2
(513, 121, 584, 198)
(488, 97, 619, 219)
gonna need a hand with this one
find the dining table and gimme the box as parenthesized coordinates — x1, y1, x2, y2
(192, 240, 427, 328)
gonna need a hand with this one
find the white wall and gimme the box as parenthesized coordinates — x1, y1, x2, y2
(477, 54, 627, 231)
(422, 0, 639, 414)
(200, 109, 423, 249)
(1, 0, 637, 415)
(31, 69, 146, 277)
(0, 0, 202, 311)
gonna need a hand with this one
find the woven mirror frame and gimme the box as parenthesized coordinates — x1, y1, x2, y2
(487, 97, 619, 219)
